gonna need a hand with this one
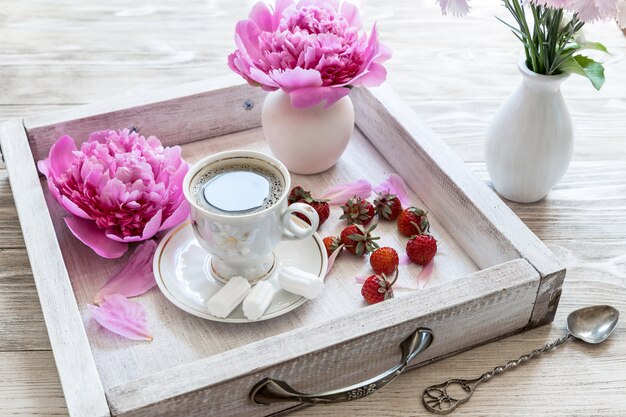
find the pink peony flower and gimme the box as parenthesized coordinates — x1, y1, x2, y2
(38, 129, 189, 258)
(228, 0, 391, 109)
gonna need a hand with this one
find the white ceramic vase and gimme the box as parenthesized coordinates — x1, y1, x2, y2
(485, 60, 573, 203)
(261, 90, 355, 175)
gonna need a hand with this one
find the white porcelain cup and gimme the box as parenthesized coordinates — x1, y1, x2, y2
(183, 150, 319, 283)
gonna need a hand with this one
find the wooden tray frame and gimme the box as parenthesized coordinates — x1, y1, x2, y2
(0, 75, 565, 417)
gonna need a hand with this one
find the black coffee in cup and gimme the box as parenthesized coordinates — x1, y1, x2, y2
(189, 158, 285, 215)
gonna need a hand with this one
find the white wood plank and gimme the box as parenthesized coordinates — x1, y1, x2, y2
(108, 258, 539, 416)
(24, 76, 266, 163)
(0, 120, 110, 417)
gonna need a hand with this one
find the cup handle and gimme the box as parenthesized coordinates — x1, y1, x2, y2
(282, 202, 319, 240)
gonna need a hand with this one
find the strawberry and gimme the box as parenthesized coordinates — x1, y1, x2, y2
(340, 196, 376, 225)
(374, 192, 403, 221)
(323, 236, 342, 258)
(406, 234, 437, 265)
(397, 207, 430, 237)
(340, 223, 380, 256)
(370, 247, 399, 276)
(361, 270, 398, 304)
(305, 201, 330, 226)
(288, 186, 330, 226)
(288, 186, 308, 204)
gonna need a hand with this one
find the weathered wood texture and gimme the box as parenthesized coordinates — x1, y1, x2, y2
(25, 77, 267, 163)
(108, 259, 538, 417)
(353, 86, 565, 326)
(0, 0, 625, 416)
(38, 124, 479, 394)
(0, 121, 109, 417)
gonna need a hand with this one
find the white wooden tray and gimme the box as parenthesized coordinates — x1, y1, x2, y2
(0, 75, 565, 417)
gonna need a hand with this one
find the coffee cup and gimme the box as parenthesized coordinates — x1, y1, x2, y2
(183, 150, 319, 283)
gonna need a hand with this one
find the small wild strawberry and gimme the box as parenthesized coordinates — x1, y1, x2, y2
(406, 234, 437, 265)
(340, 196, 376, 225)
(374, 192, 403, 221)
(370, 247, 399, 276)
(323, 236, 342, 258)
(397, 207, 430, 237)
(361, 270, 398, 304)
(288, 186, 330, 227)
(340, 222, 380, 256)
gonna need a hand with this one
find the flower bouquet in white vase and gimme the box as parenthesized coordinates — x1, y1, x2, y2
(437, 0, 626, 203)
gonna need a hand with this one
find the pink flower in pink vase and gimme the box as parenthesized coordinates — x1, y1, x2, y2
(228, 0, 392, 108)
(37, 129, 189, 258)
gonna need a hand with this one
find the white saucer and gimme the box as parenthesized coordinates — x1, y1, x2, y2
(153, 222, 328, 323)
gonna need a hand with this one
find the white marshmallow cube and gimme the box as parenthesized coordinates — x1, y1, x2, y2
(243, 280, 274, 321)
(207, 276, 251, 318)
(277, 266, 324, 299)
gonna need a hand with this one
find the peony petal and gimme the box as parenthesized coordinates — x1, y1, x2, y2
(325, 244, 345, 275)
(105, 209, 162, 243)
(60, 195, 93, 219)
(37, 158, 51, 177)
(49, 135, 77, 175)
(159, 201, 189, 232)
(65, 216, 128, 258)
(340, 1, 363, 29)
(271, 67, 323, 92)
(374, 173, 410, 205)
(355, 275, 368, 284)
(319, 179, 372, 205)
(43, 176, 63, 205)
(417, 261, 435, 289)
(249, 1, 274, 31)
(249, 67, 280, 88)
(399, 253, 411, 266)
(141, 209, 162, 240)
(288, 86, 351, 109)
(94, 240, 158, 304)
(234, 19, 264, 61)
(354, 275, 417, 291)
(350, 62, 388, 88)
(88, 294, 152, 341)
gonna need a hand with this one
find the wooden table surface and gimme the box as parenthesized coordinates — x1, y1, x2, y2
(1, 1, 625, 416)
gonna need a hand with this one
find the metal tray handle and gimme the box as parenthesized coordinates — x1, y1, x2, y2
(250, 327, 433, 405)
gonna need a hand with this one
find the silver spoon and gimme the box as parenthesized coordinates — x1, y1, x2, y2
(422, 305, 619, 415)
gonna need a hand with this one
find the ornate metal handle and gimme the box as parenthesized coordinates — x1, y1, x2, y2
(422, 333, 571, 414)
(250, 328, 433, 405)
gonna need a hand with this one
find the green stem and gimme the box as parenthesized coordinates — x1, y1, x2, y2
(510, 0, 538, 72)
(531, 4, 546, 73)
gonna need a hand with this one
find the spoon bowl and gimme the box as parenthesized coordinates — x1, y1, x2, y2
(567, 304, 619, 344)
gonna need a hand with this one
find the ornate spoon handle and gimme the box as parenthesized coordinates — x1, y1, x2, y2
(422, 333, 571, 414)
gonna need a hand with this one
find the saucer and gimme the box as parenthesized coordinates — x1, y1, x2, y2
(153, 222, 328, 323)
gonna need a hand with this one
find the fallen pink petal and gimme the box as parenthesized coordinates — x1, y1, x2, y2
(399, 253, 411, 266)
(320, 179, 372, 205)
(375, 173, 410, 205)
(94, 240, 158, 304)
(355, 275, 417, 291)
(88, 294, 153, 341)
(325, 244, 345, 275)
(417, 261, 435, 289)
